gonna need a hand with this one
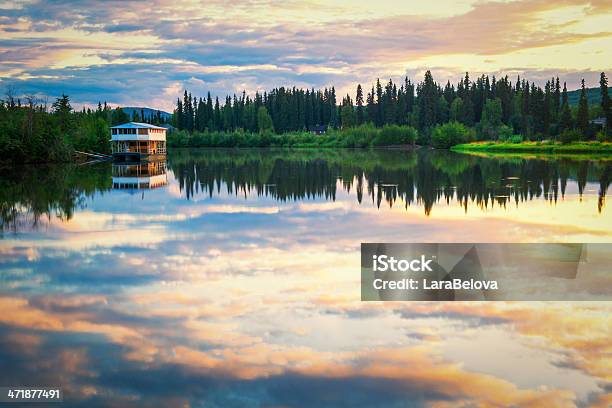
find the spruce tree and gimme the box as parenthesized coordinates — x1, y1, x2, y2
(553, 77, 561, 120)
(366, 87, 376, 124)
(176, 98, 183, 130)
(576, 79, 589, 136)
(559, 82, 572, 132)
(600, 72, 611, 134)
(52, 94, 73, 133)
(356, 84, 364, 125)
(375, 79, 383, 126)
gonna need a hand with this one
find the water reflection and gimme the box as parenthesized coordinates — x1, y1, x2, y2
(1, 149, 609, 232)
(112, 161, 168, 190)
(0, 163, 111, 233)
(172, 149, 609, 214)
(0, 149, 611, 406)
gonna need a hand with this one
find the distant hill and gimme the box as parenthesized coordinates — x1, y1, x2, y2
(567, 87, 600, 106)
(121, 107, 172, 121)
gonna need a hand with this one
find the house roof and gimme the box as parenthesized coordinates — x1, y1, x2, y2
(309, 124, 327, 131)
(589, 117, 607, 124)
(110, 122, 167, 130)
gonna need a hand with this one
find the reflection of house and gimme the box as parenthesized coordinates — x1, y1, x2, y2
(309, 124, 327, 135)
(589, 117, 607, 128)
(112, 161, 167, 190)
(111, 122, 167, 161)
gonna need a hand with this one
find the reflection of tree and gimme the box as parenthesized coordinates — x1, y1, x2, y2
(0, 163, 111, 233)
(0, 150, 608, 233)
(169, 149, 610, 215)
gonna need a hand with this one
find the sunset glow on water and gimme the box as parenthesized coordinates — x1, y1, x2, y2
(1, 149, 610, 407)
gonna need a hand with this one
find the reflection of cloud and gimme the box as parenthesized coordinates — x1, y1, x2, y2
(0, 284, 610, 406)
(1, 154, 611, 405)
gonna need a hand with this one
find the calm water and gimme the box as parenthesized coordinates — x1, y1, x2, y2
(0, 148, 611, 407)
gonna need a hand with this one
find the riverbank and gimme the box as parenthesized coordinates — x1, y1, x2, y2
(167, 124, 419, 148)
(451, 141, 612, 154)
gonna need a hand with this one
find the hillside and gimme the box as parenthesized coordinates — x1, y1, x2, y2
(121, 106, 172, 121)
(567, 87, 600, 106)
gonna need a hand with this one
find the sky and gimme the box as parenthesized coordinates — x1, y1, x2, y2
(0, 0, 611, 111)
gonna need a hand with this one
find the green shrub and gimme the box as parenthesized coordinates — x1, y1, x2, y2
(341, 123, 378, 147)
(497, 125, 513, 141)
(596, 131, 611, 142)
(507, 135, 523, 144)
(372, 125, 418, 146)
(559, 129, 583, 144)
(431, 122, 471, 149)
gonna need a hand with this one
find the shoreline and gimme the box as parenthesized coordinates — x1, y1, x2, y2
(451, 141, 612, 155)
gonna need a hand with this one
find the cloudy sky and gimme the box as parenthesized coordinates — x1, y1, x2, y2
(1, 0, 611, 111)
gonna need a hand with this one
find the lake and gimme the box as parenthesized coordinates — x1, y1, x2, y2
(0, 148, 610, 407)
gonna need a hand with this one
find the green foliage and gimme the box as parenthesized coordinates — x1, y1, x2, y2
(595, 131, 611, 142)
(0, 94, 123, 163)
(480, 98, 503, 139)
(52, 94, 73, 134)
(450, 97, 463, 122)
(257, 106, 274, 133)
(169, 71, 610, 151)
(497, 125, 514, 141)
(431, 122, 471, 149)
(340, 105, 356, 128)
(559, 82, 573, 132)
(507, 135, 523, 144)
(73, 116, 110, 153)
(340, 123, 377, 147)
(372, 125, 417, 146)
(452, 141, 611, 154)
(600, 72, 611, 134)
(167, 124, 420, 148)
(560, 129, 583, 144)
(576, 80, 590, 136)
(111, 107, 129, 126)
(3, 70, 611, 163)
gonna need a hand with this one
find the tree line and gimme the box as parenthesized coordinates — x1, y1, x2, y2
(1, 70, 610, 163)
(172, 71, 612, 144)
(0, 93, 168, 163)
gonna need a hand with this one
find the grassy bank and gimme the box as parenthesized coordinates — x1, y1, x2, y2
(451, 141, 612, 154)
(167, 124, 418, 148)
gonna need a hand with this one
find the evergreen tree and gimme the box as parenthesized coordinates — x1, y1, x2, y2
(375, 79, 383, 126)
(417, 70, 438, 130)
(366, 87, 376, 124)
(600, 72, 611, 134)
(175, 98, 183, 130)
(214, 97, 221, 130)
(52, 94, 72, 133)
(450, 97, 463, 122)
(110, 107, 129, 126)
(553, 77, 561, 120)
(257, 106, 274, 132)
(559, 82, 573, 132)
(481, 98, 503, 138)
(356, 84, 364, 125)
(460, 95, 474, 126)
(340, 95, 356, 128)
(543, 81, 552, 135)
(197, 97, 206, 131)
(576, 79, 590, 136)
